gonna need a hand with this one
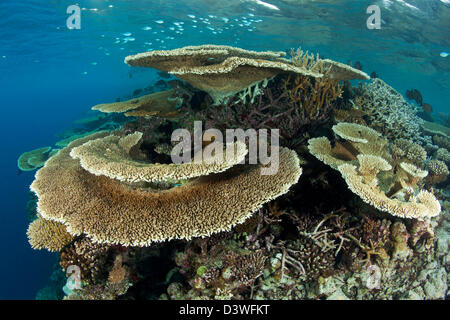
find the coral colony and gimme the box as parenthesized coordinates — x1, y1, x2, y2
(21, 45, 450, 300)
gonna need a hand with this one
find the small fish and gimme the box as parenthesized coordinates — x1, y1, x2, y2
(440, 52, 448, 58)
(123, 37, 135, 42)
(155, 20, 164, 24)
(187, 14, 196, 19)
(122, 32, 132, 36)
(142, 26, 152, 31)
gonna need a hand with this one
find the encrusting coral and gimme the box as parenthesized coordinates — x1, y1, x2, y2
(308, 122, 441, 220)
(27, 216, 75, 252)
(70, 132, 249, 183)
(92, 89, 183, 119)
(31, 132, 302, 246)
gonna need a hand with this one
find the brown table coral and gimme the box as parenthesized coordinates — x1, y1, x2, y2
(92, 89, 182, 119)
(30, 132, 302, 248)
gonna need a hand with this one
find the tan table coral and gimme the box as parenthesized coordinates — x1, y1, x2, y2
(125, 44, 323, 104)
(30, 132, 302, 247)
(70, 132, 249, 183)
(308, 122, 441, 220)
(320, 59, 370, 81)
(92, 89, 182, 119)
(339, 163, 440, 220)
(18, 146, 55, 171)
(124, 44, 287, 70)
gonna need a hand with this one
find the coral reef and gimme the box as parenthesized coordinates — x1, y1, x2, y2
(26, 45, 449, 301)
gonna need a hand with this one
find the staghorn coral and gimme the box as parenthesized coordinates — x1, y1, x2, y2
(282, 71, 343, 125)
(30, 133, 302, 246)
(70, 132, 248, 183)
(27, 216, 74, 252)
(288, 48, 370, 81)
(92, 89, 182, 119)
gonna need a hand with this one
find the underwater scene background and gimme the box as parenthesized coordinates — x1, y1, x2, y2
(0, 0, 449, 299)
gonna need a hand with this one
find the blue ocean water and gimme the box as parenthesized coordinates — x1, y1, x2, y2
(0, 0, 448, 299)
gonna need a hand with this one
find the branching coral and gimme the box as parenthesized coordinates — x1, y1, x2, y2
(426, 159, 449, 184)
(282, 72, 343, 124)
(60, 237, 112, 284)
(289, 48, 370, 81)
(352, 79, 430, 145)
